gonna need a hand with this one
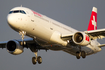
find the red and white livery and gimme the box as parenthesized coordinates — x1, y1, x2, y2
(0, 6, 105, 65)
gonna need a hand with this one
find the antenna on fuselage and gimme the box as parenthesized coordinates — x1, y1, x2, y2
(21, 5, 22, 7)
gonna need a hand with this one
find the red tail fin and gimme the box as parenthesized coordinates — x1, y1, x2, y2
(87, 7, 97, 31)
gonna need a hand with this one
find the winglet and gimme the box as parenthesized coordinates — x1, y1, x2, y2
(87, 7, 97, 31)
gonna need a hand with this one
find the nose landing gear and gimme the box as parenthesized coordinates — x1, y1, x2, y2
(19, 31, 26, 45)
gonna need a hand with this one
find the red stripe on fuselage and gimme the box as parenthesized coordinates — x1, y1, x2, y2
(32, 10, 42, 17)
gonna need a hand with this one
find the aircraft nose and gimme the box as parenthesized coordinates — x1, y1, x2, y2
(7, 14, 16, 26)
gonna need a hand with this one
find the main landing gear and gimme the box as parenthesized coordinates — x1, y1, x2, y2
(76, 51, 86, 59)
(32, 52, 42, 65)
(76, 46, 86, 59)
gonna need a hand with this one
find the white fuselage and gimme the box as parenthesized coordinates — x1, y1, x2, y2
(7, 7, 101, 56)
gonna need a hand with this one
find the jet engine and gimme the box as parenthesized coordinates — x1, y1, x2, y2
(6, 40, 24, 55)
(72, 32, 90, 46)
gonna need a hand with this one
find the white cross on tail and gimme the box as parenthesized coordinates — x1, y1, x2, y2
(92, 16, 97, 30)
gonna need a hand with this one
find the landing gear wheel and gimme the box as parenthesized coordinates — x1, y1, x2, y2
(76, 52, 81, 59)
(81, 51, 86, 58)
(20, 41, 26, 46)
(32, 57, 37, 65)
(37, 56, 42, 64)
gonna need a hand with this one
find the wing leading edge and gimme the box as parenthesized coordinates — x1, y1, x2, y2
(85, 28, 105, 40)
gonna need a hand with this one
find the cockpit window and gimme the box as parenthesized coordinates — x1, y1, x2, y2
(20, 10, 26, 14)
(13, 10, 20, 13)
(9, 10, 26, 14)
(9, 11, 13, 14)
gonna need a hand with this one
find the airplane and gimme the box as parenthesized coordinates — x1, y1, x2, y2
(0, 6, 105, 65)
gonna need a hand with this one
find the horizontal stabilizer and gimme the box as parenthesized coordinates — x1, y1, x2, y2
(98, 44, 105, 48)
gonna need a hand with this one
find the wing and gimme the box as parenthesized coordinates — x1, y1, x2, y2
(0, 38, 47, 50)
(61, 28, 105, 40)
(61, 33, 75, 41)
(0, 41, 8, 48)
(85, 29, 105, 47)
(84, 28, 105, 40)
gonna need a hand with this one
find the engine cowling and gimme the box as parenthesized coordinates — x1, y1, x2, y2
(72, 32, 90, 46)
(6, 40, 24, 55)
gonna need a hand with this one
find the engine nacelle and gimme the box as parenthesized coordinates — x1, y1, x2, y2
(72, 32, 90, 46)
(6, 40, 24, 55)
